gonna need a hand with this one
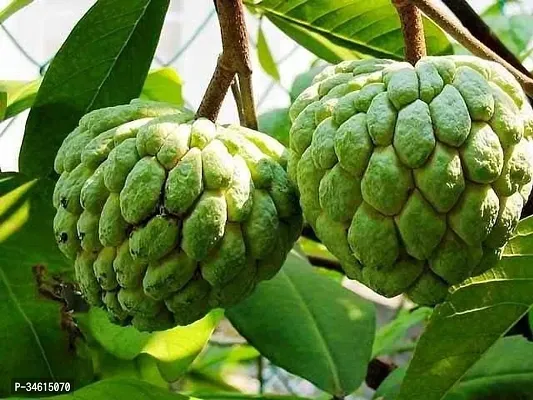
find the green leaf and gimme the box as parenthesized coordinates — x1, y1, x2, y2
(245, 0, 452, 63)
(91, 346, 166, 388)
(10, 379, 188, 400)
(0, 69, 182, 122)
(181, 370, 242, 393)
(482, 3, 533, 60)
(376, 337, 533, 400)
(397, 255, 533, 400)
(449, 336, 533, 398)
(0, 90, 6, 120)
(257, 108, 290, 147)
(290, 64, 326, 102)
(372, 307, 432, 357)
(0, 0, 33, 24)
(227, 252, 375, 397)
(78, 307, 221, 382)
(140, 67, 184, 106)
(257, 25, 281, 81)
(0, 79, 41, 121)
(504, 216, 533, 255)
(0, 173, 93, 396)
(192, 344, 260, 372)
(19, 0, 170, 178)
(190, 395, 311, 400)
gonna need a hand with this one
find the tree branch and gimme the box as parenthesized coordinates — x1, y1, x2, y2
(197, 0, 258, 128)
(392, 0, 427, 64)
(410, 0, 533, 96)
(441, 0, 531, 77)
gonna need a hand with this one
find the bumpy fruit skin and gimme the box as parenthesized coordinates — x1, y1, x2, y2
(53, 99, 302, 331)
(289, 56, 533, 305)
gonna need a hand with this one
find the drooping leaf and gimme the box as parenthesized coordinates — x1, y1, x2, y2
(0, 0, 33, 24)
(20, 0, 171, 178)
(257, 25, 281, 81)
(245, 0, 453, 63)
(10, 379, 188, 400)
(0, 69, 183, 122)
(0, 79, 41, 121)
(257, 108, 290, 147)
(372, 307, 432, 357)
(0, 173, 93, 396)
(376, 337, 533, 400)
(227, 252, 375, 397)
(78, 307, 221, 382)
(397, 253, 533, 400)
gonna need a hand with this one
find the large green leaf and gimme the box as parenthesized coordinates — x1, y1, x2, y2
(376, 337, 533, 399)
(227, 252, 375, 397)
(245, 0, 453, 63)
(78, 307, 221, 382)
(0, 68, 183, 122)
(397, 254, 533, 400)
(0, 173, 93, 396)
(20, 0, 170, 178)
(0, 0, 33, 24)
(10, 379, 188, 400)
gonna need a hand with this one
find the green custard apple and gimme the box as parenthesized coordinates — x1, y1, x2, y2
(53, 99, 302, 331)
(289, 56, 533, 305)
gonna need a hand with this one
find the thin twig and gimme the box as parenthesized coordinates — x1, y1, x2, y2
(410, 0, 533, 96)
(441, 0, 531, 77)
(231, 77, 245, 125)
(197, 0, 258, 128)
(392, 0, 427, 64)
(257, 356, 264, 394)
(238, 74, 258, 129)
(307, 255, 343, 273)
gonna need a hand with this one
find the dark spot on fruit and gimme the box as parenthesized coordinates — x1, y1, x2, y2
(60, 197, 68, 208)
(59, 232, 68, 243)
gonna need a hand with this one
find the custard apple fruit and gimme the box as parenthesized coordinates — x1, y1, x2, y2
(289, 56, 533, 305)
(53, 99, 302, 331)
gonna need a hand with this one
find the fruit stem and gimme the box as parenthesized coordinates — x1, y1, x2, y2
(197, 0, 258, 129)
(392, 0, 427, 65)
(442, 0, 532, 78)
(231, 77, 246, 125)
(410, 0, 533, 96)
